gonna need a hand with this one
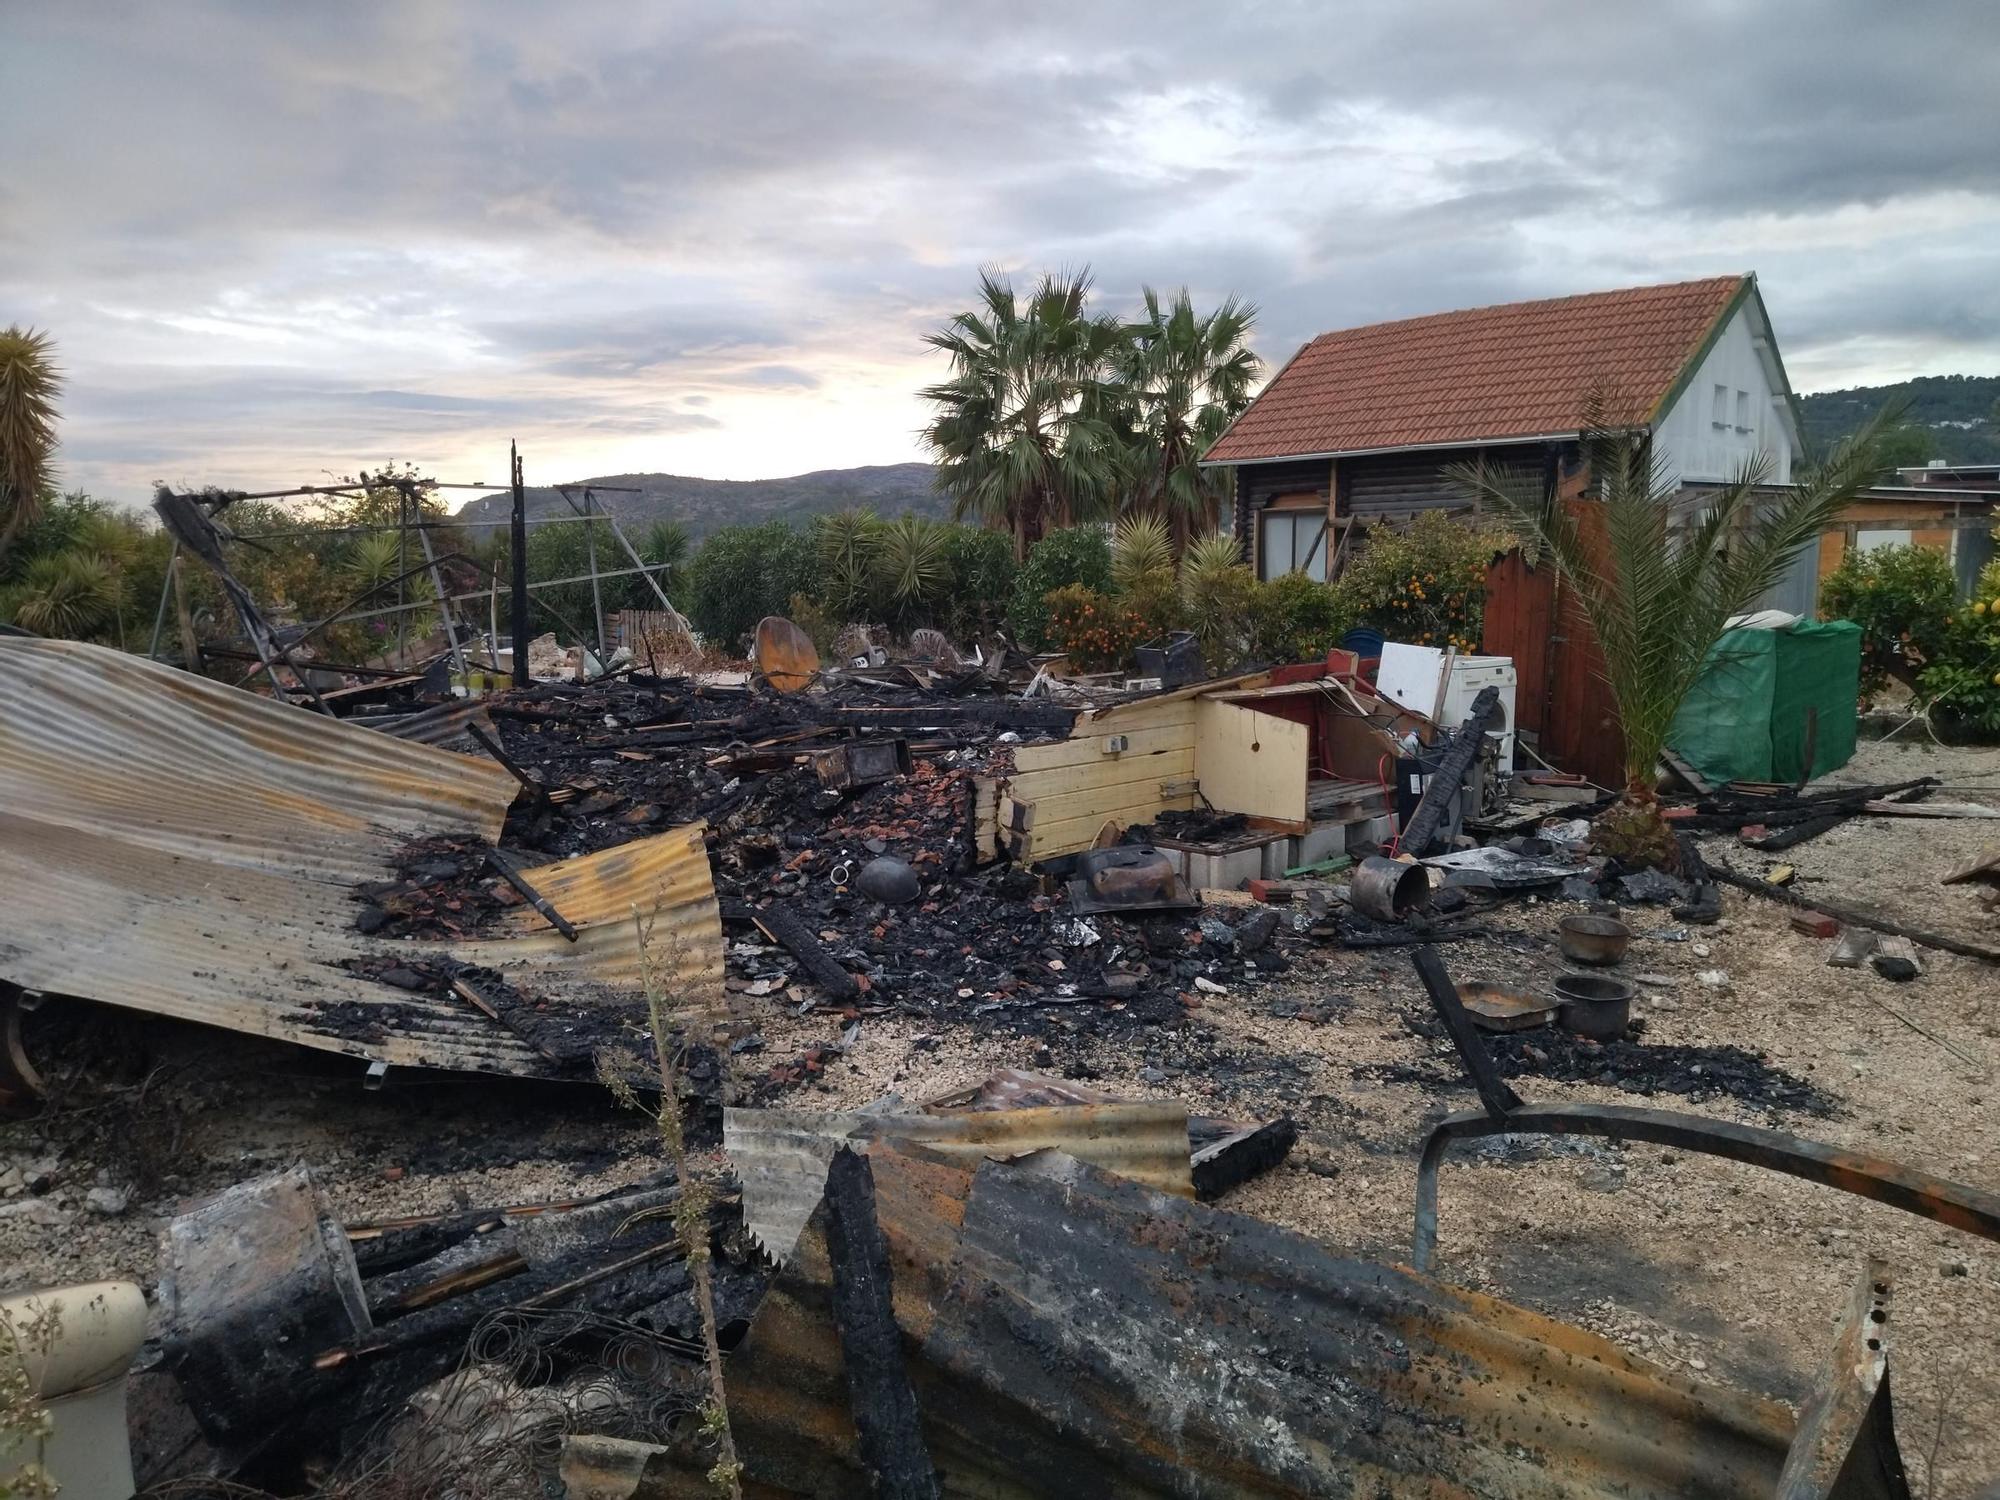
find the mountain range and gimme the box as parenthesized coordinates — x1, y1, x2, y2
(447, 374, 2000, 539)
(449, 462, 947, 539)
(1800, 373, 2000, 465)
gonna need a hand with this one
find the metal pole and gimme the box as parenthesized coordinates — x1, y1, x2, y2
(580, 490, 600, 660)
(395, 483, 408, 665)
(147, 539, 181, 659)
(414, 513, 467, 677)
(510, 441, 529, 687)
(548, 484, 688, 630)
(488, 572, 501, 670)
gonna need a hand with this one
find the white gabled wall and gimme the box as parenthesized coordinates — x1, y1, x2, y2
(1652, 299, 1799, 486)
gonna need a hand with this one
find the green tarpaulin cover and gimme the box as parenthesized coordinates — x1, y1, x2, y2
(1667, 620, 1860, 785)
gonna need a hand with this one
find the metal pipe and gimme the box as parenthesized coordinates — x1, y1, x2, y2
(510, 441, 529, 688)
(146, 539, 180, 659)
(1411, 1102, 2000, 1272)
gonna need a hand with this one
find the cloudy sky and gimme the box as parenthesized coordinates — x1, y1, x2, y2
(5, 2, 1997, 508)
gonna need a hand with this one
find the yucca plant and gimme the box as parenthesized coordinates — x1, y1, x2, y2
(0, 327, 61, 568)
(6, 551, 121, 639)
(639, 519, 691, 585)
(875, 514, 951, 626)
(1111, 512, 1175, 594)
(343, 530, 412, 594)
(1447, 414, 1892, 868)
(816, 508, 885, 621)
(1180, 530, 1258, 671)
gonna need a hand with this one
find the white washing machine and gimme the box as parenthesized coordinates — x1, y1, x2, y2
(1376, 643, 1518, 773)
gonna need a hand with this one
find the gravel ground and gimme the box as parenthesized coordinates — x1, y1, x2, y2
(4, 735, 1998, 1494)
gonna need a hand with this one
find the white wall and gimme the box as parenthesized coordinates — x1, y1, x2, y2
(1653, 303, 1798, 486)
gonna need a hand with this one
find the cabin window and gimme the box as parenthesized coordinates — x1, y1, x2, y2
(1712, 383, 1729, 427)
(1855, 528, 1912, 554)
(1258, 510, 1329, 581)
(1735, 390, 1751, 431)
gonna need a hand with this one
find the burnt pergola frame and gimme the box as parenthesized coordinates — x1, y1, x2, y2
(148, 454, 689, 705)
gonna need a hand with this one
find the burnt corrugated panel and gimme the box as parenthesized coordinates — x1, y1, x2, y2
(725, 1102, 1194, 1263)
(716, 1149, 1799, 1498)
(465, 821, 725, 996)
(0, 639, 719, 1077)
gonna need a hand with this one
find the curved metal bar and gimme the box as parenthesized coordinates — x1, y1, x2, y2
(0, 984, 45, 1111)
(1412, 1102, 2000, 1273)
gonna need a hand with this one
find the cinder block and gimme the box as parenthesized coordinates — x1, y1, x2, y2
(1344, 815, 1396, 858)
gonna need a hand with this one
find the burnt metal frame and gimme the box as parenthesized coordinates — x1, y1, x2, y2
(1406, 946, 2000, 1274)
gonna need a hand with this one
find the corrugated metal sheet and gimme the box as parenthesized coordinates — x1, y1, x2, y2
(0, 639, 721, 1077)
(352, 699, 496, 746)
(465, 821, 725, 996)
(709, 1147, 1804, 1499)
(724, 1102, 1193, 1262)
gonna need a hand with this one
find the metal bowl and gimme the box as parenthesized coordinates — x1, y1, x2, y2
(1557, 914, 1631, 966)
(1553, 972, 1635, 1040)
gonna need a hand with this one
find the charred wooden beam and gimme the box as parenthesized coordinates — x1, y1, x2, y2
(822, 1150, 941, 1500)
(484, 848, 580, 942)
(743, 901, 859, 1001)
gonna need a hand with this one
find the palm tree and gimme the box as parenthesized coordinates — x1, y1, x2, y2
(1121, 289, 1260, 551)
(0, 327, 61, 568)
(1447, 415, 1890, 868)
(922, 268, 1128, 559)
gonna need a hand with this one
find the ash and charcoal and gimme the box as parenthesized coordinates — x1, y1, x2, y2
(1389, 1009, 1836, 1116)
(357, 673, 1324, 1045)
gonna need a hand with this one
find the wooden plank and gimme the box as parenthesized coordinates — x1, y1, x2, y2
(1011, 720, 1196, 773)
(1943, 845, 2000, 885)
(1863, 801, 2000, 819)
(1194, 700, 1308, 824)
(1007, 749, 1197, 804)
(1024, 796, 1200, 860)
(1008, 768, 1198, 830)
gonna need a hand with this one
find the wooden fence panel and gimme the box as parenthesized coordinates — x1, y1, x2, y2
(1481, 524, 1625, 791)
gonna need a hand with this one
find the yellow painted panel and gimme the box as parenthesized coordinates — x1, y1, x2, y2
(1194, 699, 1309, 823)
(1010, 721, 1199, 774)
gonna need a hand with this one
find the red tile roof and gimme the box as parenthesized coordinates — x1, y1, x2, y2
(1205, 276, 1749, 465)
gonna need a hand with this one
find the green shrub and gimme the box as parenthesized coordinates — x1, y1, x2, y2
(685, 522, 816, 651)
(938, 524, 1016, 641)
(1915, 580, 2000, 739)
(1045, 584, 1149, 671)
(1819, 542, 1957, 696)
(1248, 572, 1349, 663)
(1007, 526, 1112, 649)
(1335, 510, 1505, 650)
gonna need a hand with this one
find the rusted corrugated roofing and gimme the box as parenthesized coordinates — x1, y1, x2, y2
(1205, 275, 1748, 464)
(709, 1147, 1808, 1498)
(724, 1101, 1194, 1262)
(0, 639, 722, 1077)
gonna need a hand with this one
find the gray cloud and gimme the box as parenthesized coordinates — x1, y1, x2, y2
(1, 1, 1996, 501)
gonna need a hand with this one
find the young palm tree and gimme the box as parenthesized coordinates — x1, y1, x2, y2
(921, 268, 1128, 559)
(1447, 416, 1890, 868)
(1121, 288, 1260, 551)
(0, 327, 61, 568)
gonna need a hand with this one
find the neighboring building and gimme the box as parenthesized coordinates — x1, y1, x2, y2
(1202, 274, 1998, 608)
(1203, 275, 1801, 583)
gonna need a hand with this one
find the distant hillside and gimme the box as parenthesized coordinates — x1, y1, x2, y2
(1800, 374, 2000, 465)
(451, 462, 948, 538)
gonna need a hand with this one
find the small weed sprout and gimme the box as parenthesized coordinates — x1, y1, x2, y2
(594, 906, 743, 1499)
